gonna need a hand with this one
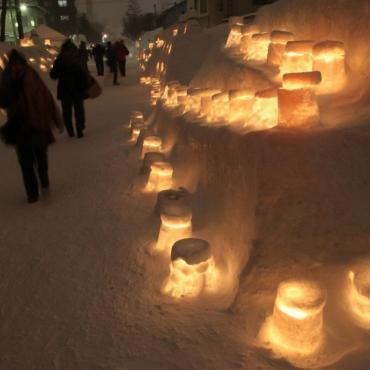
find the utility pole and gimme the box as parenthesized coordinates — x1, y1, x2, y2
(0, 0, 7, 41)
(14, 0, 24, 39)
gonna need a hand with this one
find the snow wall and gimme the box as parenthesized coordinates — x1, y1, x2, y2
(139, 0, 370, 314)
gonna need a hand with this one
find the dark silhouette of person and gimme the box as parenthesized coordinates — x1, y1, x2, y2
(116, 39, 129, 77)
(92, 43, 105, 76)
(106, 41, 119, 85)
(0, 49, 63, 203)
(79, 40, 89, 70)
(50, 40, 89, 138)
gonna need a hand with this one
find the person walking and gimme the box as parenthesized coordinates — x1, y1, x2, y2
(106, 41, 119, 85)
(116, 39, 129, 78)
(92, 43, 105, 76)
(50, 40, 89, 138)
(79, 41, 89, 70)
(0, 50, 62, 203)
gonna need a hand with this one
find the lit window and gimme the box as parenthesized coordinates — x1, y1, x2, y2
(60, 15, 69, 21)
(58, 0, 68, 7)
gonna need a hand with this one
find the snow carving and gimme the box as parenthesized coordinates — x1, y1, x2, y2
(141, 136, 162, 159)
(280, 40, 314, 75)
(313, 40, 346, 94)
(146, 161, 173, 192)
(260, 280, 327, 356)
(142, 152, 166, 173)
(250, 88, 278, 129)
(162, 238, 219, 298)
(240, 24, 260, 58)
(155, 188, 189, 215)
(278, 71, 322, 127)
(267, 31, 294, 66)
(199, 89, 221, 117)
(155, 204, 192, 254)
(228, 89, 255, 126)
(128, 111, 144, 128)
(130, 120, 146, 142)
(209, 92, 230, 123)
(347, 262, 370, 330)
(226, 25, 243, 49)
(245, 33, 271, 63)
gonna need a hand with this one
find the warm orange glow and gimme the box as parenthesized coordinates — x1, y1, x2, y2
(146, 161, 173, 193)
(0, 58, 5, 69)
(248, 89, 278, 129)
(245, 33, 271, 63)
(347, 267, 370, 330)
(130, 121, 145, 142)
(28, 57, 35, 64)
(239, 24, 259, 57)
(20, 38, 34, 47)
(172, 28, 178, 37)
(313, 41, 346, 94)
(141, 136, 162, 159)
(39, 64, 47, 72)
(280, 40, 314, 75)
(267, 30, 294, 66)
(44, 39, 51, 46)
(225, 25, 242, 49)
(278, 71, 321, 127)
(209, 92, 229, 123)
(228, 89, 255, 125)
(260, 280, 326, 356)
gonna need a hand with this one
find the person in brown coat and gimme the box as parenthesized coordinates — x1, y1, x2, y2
(0, 49, 63, 203)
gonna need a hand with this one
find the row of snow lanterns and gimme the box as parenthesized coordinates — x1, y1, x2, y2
(226, 22, 346, 95)
(159, 72, 321, 129)
(128, 110, 219, 299)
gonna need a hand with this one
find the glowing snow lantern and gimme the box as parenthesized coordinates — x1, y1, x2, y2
(141, 136, 162, 159)
(209, 92, 230, 123)
(130, 120, 146, 142)
(176, 86, 188, 111)
(240, 24, 259, 57)
(129, 111, 144, 128)
(267, 30, 294, 66)
(200, 89, 221, 117)
(28, 57, 35, 63)
(39, 64, 47, 72)
(172, 27, 178, 37)
(246, 33, 271, 63)
(146, 161, 173, 193)
(313, 40, 346, 94)
(280, 40, 314, 75)
(228, 89, 255, 125)
(266, 280, 327, 355)
(142, 152, 166, 173)
(186, 88, 208, 115)
(155, 188, 189, 215)
(149, 42, 154, 49)
(347, 264, 370, 330)
(155, 204, 192, 254)
(251, 88, 278, 129)
(226, 24, 242, 49)
(44, 38, 51, 46)
(0, 57, 5, 70)
(163, 238, 219, 298)
(20, 38, 34, 47)
(278, 71, 322, 127)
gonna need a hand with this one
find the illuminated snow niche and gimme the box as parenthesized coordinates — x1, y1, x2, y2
(162, 238, 218, 298)
(250, 88, 278, 129)
(240, 24, 259, 58)
(141, 136, 162, 159)
(313, 40, 346, 94)
(228, 89, 255, 125)
(226, 24, 242, 49)
(155, 205, 192, 254)
(245, 33, 271, 63)
(347, 266, 370, 330)
(265, 280, 326, 356)
(278, 71, 322, 127)
(146, 161, 173, 193)
(280, 40, 314, 75)
(128, 111, 144, 128)
(209, 92, 230, 123)
(130, 121, 146, 142)
(267, 30, 294, 66)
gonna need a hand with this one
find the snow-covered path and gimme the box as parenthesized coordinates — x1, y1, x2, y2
(0, 68, 251, 370)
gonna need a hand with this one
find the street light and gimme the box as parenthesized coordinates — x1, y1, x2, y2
(20, 4, 27, 11)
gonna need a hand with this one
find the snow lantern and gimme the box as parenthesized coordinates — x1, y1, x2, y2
(155, 204, 192, 254)
(185, 88, 208, 115)
(155, 188, 189, 216)
(245, 33, 271, 63)
(251, 88, 278, 129)
(209, 92, 230, 123)
(44, 39, 51, 46)
(150, 86, 162, 106)
(240, 24, 259, 57)
(228, 89, 255, 125)
(141, 136, 162, 159)
(278, 71, 322, 127)
(128, 111, 144, 128)
(267, 31, 294, 66)
(39, 64, 47, 72)
(28, 57, 36, 64)
(172, 27, 179, 37)
(149, 42, 154, 49)
(347, 265, 370, 330)
(130, 121, 146, 142)
(162, 238, 219, 298)
(267, 280, 326, 355)
(146, 161, 173, 193)
(142, 152, 166, 173)
(280, 40, 314, 75)
(226, 24, 243, 49)
(200, 89, 222, 117)
(20, 38, 34, 47)
(176, 86, 189, 110)
(313, 40, 346, 94)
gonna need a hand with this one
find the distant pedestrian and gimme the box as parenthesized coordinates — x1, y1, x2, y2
(92, 42, 105, 76)
(0, 49, 63, 203)
(79, 41, 89, 70)
(116, 39, 129, 77)
(106, 41, 119, 85)
(50, 39, 89, 138)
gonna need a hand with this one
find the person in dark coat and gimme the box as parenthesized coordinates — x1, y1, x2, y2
(0, 49, 63, 203)
(50, 40, 89, 138)
(106, 41, 119, 85)
(116, 39, 129, 77)
(92, 43, 105, 76)
(79, 41, 89, 70)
